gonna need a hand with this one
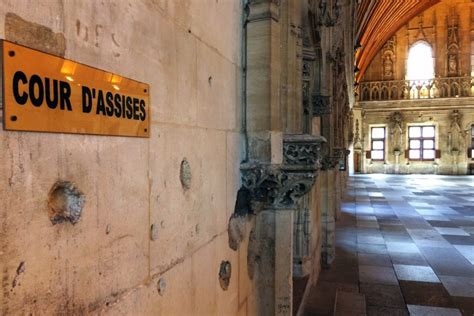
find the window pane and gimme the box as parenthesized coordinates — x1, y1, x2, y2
(371, 128, 385, 139)
(423, 140, 434, 149)
(422, 126, 435, 138)
(423, 150, 435, 159)
(372, 141, 384, 150)
(409, 126, 421, 138)
(410, 140, 421, 149)
(371, 151, 384, 160)
(409, 150, 420, 159)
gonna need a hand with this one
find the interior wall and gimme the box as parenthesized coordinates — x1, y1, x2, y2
(356, 0, 474, 175)
(0, 1, 255, 315)
(362, 0, 473, 82)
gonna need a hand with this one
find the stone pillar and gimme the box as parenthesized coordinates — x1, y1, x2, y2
(394, 151, 401, 174)
(320, 169, 336, 266)
(253, 209, 294, 316)
(334, 170, 342, 220)
(293, 205, 310, 277)
(241, 135, 325, 316)
(319, 148, 346, 267)
(246, 0, 282, 163)
(275, 210, 294, 316)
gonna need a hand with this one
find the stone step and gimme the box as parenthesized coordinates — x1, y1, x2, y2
(333, 290, 367, 316)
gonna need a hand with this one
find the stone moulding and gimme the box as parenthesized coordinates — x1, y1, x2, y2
(247, 0, 280, 23)
(241, 134, 326, 211)
(312, 94, 331, 116)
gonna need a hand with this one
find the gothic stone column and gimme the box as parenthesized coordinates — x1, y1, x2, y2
(241, 134, 324, 316)
(246, 0, 283, 163)
(319, 148, 345, 266)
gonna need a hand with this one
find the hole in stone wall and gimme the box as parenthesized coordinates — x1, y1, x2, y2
(180, 158, 192, 190)
(218, 261, 231, 290)
(48, 181, 85, 225)
(233, 187, 251, 216)
(157, 278, 166, 296)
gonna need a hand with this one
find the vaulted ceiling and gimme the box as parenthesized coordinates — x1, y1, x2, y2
(355, 0, 440, 82)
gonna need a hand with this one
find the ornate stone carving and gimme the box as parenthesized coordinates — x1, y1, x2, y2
(333, 147, 350, 160)
(241, 163, 317, 210)
(283, 134, 325, 166)
(303, 60, 311, 80)
(389, 111, 404, 131)
(359, 76, 473, 101)
(382, 36, 396, 80)
(353, 119, 361, 149)
(450, 109, 463, 130)
(320, 147, 349, 171)
(315, 0, 340, 27)
(389, 111, 404, 152)
(449, 110, 464, 153)
(447, 9, 460, 76)
(312, 94, 331, 116)
(241, 135, 326, 210)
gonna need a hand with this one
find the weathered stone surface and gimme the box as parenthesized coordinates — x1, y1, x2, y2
(48, 181, 85, 225)
(241, 163, 317, 211)
(5, 13, 66, 56)
(358, 0, 474, 175)
(228, 214, 248, 251)
(219, 260, 232, 290)
(0, 1, 251, 315)
(179, 158, 192, 190)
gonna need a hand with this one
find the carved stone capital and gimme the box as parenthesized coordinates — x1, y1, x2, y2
(241, 163, 316, 211)
(312, 94, 331, 116)
(241, 134, 326, 211)
(283, 134, 326, 167)
(333, 147, 350, 159)
(321, 147, 349, 171)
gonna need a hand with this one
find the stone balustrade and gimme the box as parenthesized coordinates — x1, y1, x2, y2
(359, 76, 474, 101)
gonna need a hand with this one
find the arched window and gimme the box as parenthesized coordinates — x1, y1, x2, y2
(406, 41, 434, 98)
(406, 41, 434, 82)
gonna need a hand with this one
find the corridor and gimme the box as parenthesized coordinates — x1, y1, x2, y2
(304, 175, 474, 316)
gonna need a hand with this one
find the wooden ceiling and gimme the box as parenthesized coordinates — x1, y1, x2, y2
(355, 0, 440, 82)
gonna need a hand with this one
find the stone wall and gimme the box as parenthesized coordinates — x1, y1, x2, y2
(355, 0, 474, 175)
(362, 0, 473, 82)
(0, 1, 255, 315)
(355, 99, 474, 175)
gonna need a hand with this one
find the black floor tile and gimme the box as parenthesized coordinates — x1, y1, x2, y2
(360, 283, 406, 308)
(399, 281, 455, 308)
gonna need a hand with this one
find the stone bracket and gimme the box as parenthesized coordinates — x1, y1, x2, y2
(241, 134, 326, 211)
(283, 134, 326, 167)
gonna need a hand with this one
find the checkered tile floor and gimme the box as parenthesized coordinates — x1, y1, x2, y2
(304, 175, 474, 316)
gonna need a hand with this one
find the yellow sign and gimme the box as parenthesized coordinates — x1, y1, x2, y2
(2, 41, 150, 137)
